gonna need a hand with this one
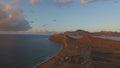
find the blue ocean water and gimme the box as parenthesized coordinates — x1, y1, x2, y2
(93, 36, 120, 41)
(0, 34, 62, 68)
(70, 35, 120, 41)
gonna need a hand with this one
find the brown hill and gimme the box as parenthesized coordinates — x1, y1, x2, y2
(64, 29, 120, 37)
(64, 30, 91, 36)
(93, 31, 120, 37)
(37, 34, 120, 68)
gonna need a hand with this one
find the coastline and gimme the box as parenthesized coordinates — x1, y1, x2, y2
(36, 34, 120, 68)
(33, 44, 63, 68)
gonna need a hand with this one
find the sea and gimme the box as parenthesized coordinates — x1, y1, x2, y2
(70, 35, 120, 41)
(0, 35, 120, 68)
(0, 34, 62, 68)
(94, 36, 120, 41)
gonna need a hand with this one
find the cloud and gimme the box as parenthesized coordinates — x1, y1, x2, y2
(30, 0, 40, 6)
(0, 0, 42, 31)
(80, 0, 117, 4)
(0, 4, 32, 31)
(80, 0, 90, 4)
(53, 0, 113, 6)
(0, 0, 118, 31)
(53, 0, 74, 6)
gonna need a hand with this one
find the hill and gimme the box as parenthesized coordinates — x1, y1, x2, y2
(37, 34, 120, 68)
(64, 29, 120, 37)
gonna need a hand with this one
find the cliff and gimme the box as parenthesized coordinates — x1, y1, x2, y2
(37, 34, 120, 68)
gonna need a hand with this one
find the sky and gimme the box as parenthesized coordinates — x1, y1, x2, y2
(0, 0, 120, 34)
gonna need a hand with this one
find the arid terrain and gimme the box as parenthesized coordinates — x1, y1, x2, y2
(64, 29, 120, 37)
(37, 33, 120, 68)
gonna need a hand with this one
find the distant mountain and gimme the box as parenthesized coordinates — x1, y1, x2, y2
(93, 31, 120, 37)
(64, 29, 91, 36)
(64, 29, 120, 37)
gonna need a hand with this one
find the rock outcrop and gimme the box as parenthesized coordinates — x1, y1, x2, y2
(37, 34, 120, 68)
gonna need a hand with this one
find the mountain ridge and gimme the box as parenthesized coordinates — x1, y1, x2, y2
(64, 29, 120, 37)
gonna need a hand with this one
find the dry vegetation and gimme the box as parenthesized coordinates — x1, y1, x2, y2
(37, 34, 120, 68)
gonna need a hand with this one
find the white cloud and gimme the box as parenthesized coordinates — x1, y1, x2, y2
(80, 0, 117, 4)
(30, 0, 40, 6)
(0, 4, 31, 31)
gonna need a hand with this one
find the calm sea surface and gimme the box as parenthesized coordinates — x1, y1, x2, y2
(0, 34, 62, 68)
(70, 36, 120, 41)
(94, 36, 120, 41)
(0, 35, 120, 68)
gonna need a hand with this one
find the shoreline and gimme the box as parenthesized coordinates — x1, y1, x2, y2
(33, 44, 63, 68)
(37, 34, 120, 68)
